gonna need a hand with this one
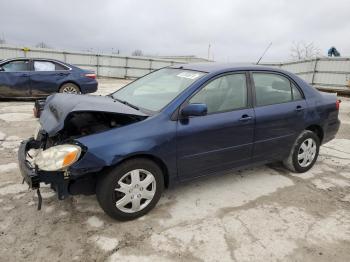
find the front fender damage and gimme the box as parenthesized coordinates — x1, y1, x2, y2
(20, 93, 149, 206)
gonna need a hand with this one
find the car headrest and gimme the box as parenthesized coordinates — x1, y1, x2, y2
(271, 80, 289, 91)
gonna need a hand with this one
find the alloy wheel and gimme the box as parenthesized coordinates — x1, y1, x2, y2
(62, 85, 79, 94)
(114, 169, 156, 213)
(298, 138, 317, 167)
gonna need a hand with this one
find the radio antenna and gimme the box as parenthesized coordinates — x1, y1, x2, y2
(256, 42, 272, 65)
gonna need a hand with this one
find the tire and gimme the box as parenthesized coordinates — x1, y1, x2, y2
(59, 83, 80, 94)
(283, 130, 320, 173)
(96, 158, 164, 221)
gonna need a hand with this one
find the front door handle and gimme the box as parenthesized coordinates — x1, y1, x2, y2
(296, 105, 304, 112)
(19, 74, 29, 77)
(239, 114, 253, 121)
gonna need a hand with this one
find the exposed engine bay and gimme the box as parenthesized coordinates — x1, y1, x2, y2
(41, 111, 147, 147)
(62, 111, 146, 138)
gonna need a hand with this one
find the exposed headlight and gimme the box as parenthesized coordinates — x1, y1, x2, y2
(34, 144, 81, 171)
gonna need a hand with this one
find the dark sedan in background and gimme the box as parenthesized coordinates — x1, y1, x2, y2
(0, 58, 98, 98)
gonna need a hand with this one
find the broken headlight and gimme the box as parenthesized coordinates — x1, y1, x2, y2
(34, 144, 81, 171)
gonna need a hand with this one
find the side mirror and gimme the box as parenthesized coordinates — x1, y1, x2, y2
(181, 103, 207, 117)
(0, 67, 4, 72)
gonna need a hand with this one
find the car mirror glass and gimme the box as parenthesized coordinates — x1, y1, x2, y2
(181, 103, 208, 117)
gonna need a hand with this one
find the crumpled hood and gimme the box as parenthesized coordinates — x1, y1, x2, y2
(40, 93, 147, 136)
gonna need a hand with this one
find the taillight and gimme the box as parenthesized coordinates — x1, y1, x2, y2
(336, 99, 341, 110)
(85, 73, 96, 79)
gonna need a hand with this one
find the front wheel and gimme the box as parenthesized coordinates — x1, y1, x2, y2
(96, 159, 164, 221)
(283, 130, 320, 173)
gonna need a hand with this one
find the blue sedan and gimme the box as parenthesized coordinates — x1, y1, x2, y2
(0, 58, 97, 98)
(18, 63, 340, 220)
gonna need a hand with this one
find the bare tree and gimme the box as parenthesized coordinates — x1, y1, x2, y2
(132, 49, 143, 56)
(35, 42, 50, 49)
(290, 41, 320, 60)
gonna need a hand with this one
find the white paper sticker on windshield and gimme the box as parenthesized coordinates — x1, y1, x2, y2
(177, 72, 201, 80)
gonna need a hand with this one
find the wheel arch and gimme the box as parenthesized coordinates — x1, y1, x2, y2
(108, 154, 170, 188)
(59, 81, 81, 92)
(305, 124, 324, 143)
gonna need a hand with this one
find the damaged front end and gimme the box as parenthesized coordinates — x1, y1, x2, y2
(18, 93, 148, 209)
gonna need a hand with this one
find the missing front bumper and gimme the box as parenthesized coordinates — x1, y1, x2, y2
(17, 139, 70, 205)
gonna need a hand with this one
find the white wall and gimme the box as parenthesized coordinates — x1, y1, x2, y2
(263, 57, 350, 91)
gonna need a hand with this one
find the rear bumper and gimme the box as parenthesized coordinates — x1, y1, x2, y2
(18, 139, 69, 199)
(81, 82, 98, 94)
(323, 118, 341, 144)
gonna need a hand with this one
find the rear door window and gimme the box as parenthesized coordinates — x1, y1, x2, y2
(2, 60, 30, 72)
(34, 61, 68, 71)
(253, 73, 302, 106)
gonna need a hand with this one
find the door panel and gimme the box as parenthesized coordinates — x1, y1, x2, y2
(253, 100, 307, 161)
(176, 72, 253, 180)
(30, 60, 69, 96)
(0, 72, 30, 97)
(177, 109, 255, 180)
(0, 60, 30, 97)
(251, 72, 307, 161)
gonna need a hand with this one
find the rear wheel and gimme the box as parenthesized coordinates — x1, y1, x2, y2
(283, 130, 320, 173)
(59, 83, 80, 94)
(96, 158, 164, 221)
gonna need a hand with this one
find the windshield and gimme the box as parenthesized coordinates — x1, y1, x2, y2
(112, 68, 206, 112)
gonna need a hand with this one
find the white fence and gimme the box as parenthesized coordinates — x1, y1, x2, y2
(1, 45, 350, 92)
(263, 57, 350, 91)
(0, 45, 184, 79)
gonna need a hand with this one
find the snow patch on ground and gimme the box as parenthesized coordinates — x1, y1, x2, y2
(0, 183, 28, 195)
(5, 135, 20, 141)
(89, 235, 118, 252)
(150, 204, 350, 262)
(86, 216, 104, 228)
(108, 254, 173, 262)
(13, 193, 26, 200)
(0, 163, 18, 173)
(0, 131, 6, 140)
(0, 113, 33, 122)
(3, 205, 15, 211)
(45, 206, 54, 213)
(159, 166, 294, 226)
(34, 191, 56, 199)
(59, 211, 68, 216)
(312, 177, 350, 190)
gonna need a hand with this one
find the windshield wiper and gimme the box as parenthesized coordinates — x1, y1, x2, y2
(114, 98, 139, 110)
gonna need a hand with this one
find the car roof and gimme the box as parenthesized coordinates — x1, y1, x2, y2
(0, 57, 76, 70)
(171, 62, 286, 74)
(0, 57, 68, 64)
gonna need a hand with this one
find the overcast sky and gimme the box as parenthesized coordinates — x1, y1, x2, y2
(1, 0, 349, 62)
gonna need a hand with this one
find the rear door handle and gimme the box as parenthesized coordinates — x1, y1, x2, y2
(20, 74, 29, 77)
(296, 105, 304, 111)
(239, 114, 253, 121)
(59, 73, 68, 76)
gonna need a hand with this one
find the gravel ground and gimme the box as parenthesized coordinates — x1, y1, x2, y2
(0, 78, 350, 262)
